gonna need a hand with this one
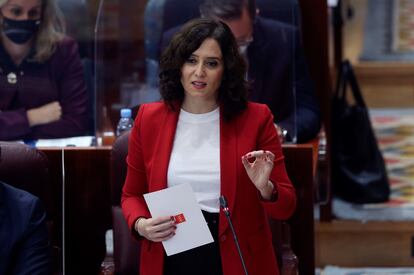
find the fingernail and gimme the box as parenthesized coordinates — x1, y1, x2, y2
(170, 216, 174, 221)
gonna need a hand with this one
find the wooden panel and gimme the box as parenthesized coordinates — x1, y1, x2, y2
(355, 63, 414, 83)
(64, 148, 112, 274)
(299, 0, 331, 127)
(363, 86, 414, 108)
(353, 63, 414, 107)
(316, 220, 414, 267)
(41, 149, 64, 273)
(283, 144, 315, 275)
(41, 147, 112, 275)
(299, 0, 332, 221)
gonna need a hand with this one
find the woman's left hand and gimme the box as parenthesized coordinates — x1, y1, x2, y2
(241, 150, 275, 199)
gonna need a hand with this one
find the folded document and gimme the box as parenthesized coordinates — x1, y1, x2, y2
(144, 183, 214, 256)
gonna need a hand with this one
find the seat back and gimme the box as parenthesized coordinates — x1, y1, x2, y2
(110, 131, 140, 275)
(111, 131, 131, 206)
(0, 142, 50, 211)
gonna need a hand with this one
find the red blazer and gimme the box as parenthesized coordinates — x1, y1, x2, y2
(121, 101, 296, 275)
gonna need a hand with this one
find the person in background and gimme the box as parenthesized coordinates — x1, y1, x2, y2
(0, 147, 50, 274)
(122, 18, 296, 275)
(0, 0, 88, 141)
(0, 181, 50, 275)
(162, 0, 321, 143)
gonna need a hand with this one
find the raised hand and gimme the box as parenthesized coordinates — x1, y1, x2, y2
(241, 150, 275, 200)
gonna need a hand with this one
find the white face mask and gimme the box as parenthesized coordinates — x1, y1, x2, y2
(237, 36, 253, 57)
(239, 44, 249, 56)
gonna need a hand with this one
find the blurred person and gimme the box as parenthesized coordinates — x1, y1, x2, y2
(0, 146, 50, 275)
(162, 0, 321, 143)
(122, 18, 296, 275)
(0, 0, 88, 141)
(0, 181, 50, 275)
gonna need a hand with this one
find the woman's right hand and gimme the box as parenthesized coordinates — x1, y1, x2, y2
(135, 216, 176, 242)
(27, 101, 62, 127)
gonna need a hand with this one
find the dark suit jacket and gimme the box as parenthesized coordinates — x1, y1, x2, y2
(121, 102, 296, 275)
(0, 37, 88, 140)
(0, 181, 50, 275)
(161, 16, 321, 143)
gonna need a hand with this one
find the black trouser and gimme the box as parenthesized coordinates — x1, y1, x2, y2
(164, 211, 223, 275)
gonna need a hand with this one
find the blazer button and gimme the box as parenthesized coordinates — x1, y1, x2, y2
(220, 235, 226, 242)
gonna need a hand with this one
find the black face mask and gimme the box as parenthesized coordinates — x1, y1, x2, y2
(1, 16, 40, 44)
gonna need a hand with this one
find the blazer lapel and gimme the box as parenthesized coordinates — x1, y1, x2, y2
(219, 112, 238, 236)
(149, 107, 179, 192)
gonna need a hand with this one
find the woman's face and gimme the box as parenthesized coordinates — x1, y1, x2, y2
(1, 0, 42, 21)
(180, 38, 224, 104)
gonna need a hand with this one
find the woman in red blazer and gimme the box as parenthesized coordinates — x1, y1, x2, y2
(121, 18, 296, 275)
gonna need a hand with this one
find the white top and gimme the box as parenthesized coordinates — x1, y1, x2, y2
(167, 107, 221, 213)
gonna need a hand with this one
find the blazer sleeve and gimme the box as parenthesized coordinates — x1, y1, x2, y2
(11, 197, 50, 275)
(31, 38, 88, 138)
(258, 106, 297, 220)
(121, 105, 151, 237)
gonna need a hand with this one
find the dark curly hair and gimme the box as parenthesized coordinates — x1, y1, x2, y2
(159, 18, 249, 121)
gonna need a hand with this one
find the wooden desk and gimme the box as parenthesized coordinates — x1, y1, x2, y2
(40, 144, 314, 275)
(41, 147, 112, 275)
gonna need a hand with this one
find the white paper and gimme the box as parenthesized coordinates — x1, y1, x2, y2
(35, 136, 94, 147)
(144, 183, 214, 256)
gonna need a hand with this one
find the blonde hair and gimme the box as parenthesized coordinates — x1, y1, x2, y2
(0, 0, 66, 62)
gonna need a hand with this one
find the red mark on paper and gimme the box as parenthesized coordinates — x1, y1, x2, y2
(173, 213, 186, 224)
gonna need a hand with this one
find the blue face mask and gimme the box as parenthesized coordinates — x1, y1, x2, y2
(1, 16, 41, 44)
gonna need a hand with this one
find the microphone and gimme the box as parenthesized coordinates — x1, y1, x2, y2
(219, 195, 249, 275)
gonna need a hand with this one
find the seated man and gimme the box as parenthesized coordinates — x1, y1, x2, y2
(0, 180, 50, 275)
(161, 0, 321, 142)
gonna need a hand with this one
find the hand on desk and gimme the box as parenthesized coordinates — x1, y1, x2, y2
(27, 101, 62, 127)
(135, 216, 176, 242)
(242, 150, 275, 201)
